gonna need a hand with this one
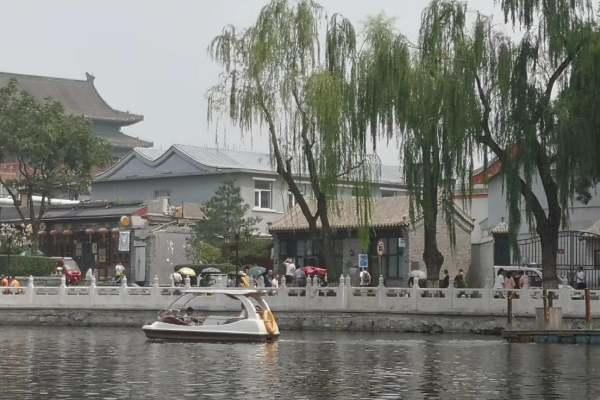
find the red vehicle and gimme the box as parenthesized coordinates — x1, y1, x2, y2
(51, 257, 82, 285)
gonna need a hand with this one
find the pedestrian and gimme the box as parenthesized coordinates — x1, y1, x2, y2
(359, 267, 372, 287)
(576, 267, 586, 290)
(263, 270, 273, 288)
(171, 271, 183, 286)
(283, 257, 296, 286)
(504, 271, 515, 290)
(239, 271, 250, 288)
(439, 269, 450, 288)
(454, 269, 466, 289)
(294, 265, 306, 287)
(271, 273, 280, 289)
(519, 272, 529, 289)
(115, 263, 125, 285)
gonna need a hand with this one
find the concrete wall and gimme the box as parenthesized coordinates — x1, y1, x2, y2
(0, 307, 593, 334)
(470, 238, 494, 287)
(408, 214, 473, 281)
(488, 173, 600, 236)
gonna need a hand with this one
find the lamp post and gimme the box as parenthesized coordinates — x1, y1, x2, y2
(234, 232, 240, 286)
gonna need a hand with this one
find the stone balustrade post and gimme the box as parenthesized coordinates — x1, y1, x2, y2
(280, 276, 286, 288)
(121, 275, 128, 288)
(90, 274, 97, 288)
(27, 275, 34, 306)
(151, 274, 161, 308)
(377, 275, 385, 309)
(60, 274, 67, 288)
(184, 275, 191, 289)
(170, 275, 175, 288)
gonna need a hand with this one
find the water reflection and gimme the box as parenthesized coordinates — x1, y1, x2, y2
(1, 327, 600, 399)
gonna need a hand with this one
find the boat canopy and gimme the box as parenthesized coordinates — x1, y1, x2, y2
(181, 288, 267, 296)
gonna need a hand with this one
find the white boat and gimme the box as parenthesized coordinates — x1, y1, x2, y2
(142, 288, 280, 342)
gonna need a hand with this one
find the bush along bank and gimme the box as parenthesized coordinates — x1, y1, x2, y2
(0, 255, 55, 277)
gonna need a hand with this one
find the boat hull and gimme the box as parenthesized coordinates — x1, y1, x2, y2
(142, 321, 279, 343)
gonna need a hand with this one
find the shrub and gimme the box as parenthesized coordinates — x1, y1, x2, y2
(0, 255, 56, 277)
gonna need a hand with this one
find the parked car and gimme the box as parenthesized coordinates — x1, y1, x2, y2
(51, 257, 82, 286)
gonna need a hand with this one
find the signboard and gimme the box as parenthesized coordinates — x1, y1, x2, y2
(358, 253, 369, 269)
(398, 238, 406, 248)
(376, 239, 385, 256)
(118, 231, 131, 252)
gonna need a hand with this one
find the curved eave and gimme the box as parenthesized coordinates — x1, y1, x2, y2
(88, 79, 144, 126)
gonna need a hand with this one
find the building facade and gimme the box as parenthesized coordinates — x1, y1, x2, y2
(92, 145, 407, 233)
(269, 197, 473, 286)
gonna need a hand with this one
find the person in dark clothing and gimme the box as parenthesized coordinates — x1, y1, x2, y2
(440, 270, 450, 288)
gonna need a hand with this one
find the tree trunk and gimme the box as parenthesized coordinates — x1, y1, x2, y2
(538, 213, 560, 289)
(423, 218, 444, 287)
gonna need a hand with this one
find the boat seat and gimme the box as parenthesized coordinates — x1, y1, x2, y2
(159, 315, 191, 326)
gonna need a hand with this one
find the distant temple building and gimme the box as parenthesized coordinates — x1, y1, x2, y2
(0, 71, 150, 161)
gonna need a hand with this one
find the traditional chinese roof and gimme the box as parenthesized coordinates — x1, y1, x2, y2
(0, 72, 144, 125)
(269, 197, 473, 233)
(585, 219, 600, 236)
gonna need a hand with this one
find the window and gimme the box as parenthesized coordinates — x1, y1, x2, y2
(254, 180, 272, 209)
(154, 190, 170, 199)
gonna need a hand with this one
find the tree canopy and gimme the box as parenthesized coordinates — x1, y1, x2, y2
(208, 0, 378, 266)
(192, 180, 261, 265)
(0, 80, 110, 248)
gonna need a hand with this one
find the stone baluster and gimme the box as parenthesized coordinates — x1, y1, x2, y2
(345, 274, 351, 287)
(121, 275, 128, 288)
(90, 274, 96, 288)
(169, 274, 175, 288)
(184, 275, 191, 289)
(152, 275, 159, 288)
(280, 276, 286, 288)
(339, 274, 345, 287)
(378, 275, 384, 287)
(60, 274, 67, 288)
(28, 275, 34, 289)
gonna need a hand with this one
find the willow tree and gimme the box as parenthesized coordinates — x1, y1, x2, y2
(468, 0, 596, 287)
(208, 0, 375, 272)
(358, 4, 478, 284)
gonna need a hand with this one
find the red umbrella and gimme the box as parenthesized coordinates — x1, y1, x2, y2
(304, 266, 327, 279)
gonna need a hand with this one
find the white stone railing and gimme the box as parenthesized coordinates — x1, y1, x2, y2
(1, 274, 599, 318)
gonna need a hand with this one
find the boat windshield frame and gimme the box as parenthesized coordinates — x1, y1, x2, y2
(163, 290, 271, 321)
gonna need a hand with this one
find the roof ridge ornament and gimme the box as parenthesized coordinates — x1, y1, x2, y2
(85, 72, 95, 82)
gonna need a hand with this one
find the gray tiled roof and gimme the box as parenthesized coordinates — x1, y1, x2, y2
(269, 197, 473, 233)
(122, 145, 403, 185)
(0, 72, 143, 125)
(270, 197, 411, 232)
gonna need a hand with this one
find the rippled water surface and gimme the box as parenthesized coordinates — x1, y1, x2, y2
(1, 326, 600, 399)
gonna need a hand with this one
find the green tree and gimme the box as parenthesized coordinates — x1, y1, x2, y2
(358, 5, 477, 284)
(192, 180, 261, 265)
(466, 0, 597, 288)
(0, 80, 110, 250)
(208, 0, 377, 270)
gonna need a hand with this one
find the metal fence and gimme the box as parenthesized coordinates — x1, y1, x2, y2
(513, 231, 600, 288)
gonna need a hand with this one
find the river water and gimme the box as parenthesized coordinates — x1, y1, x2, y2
(1, 326, 599, 400)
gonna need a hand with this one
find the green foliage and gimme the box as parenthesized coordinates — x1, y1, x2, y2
(208, 0, 377, 251)
(238, 238, 272, 266)
(192, 180, 261, 264)
(0, 80, 110, 246)
(197, 241, 224, 264)
(0, 255, 55, 277)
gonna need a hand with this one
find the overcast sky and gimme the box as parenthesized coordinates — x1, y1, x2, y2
(0, 0, 501, 164)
